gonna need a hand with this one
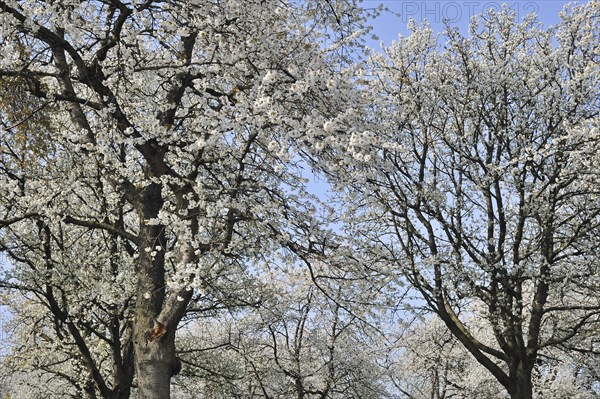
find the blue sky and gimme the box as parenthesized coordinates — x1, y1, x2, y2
(367, 0, 576, 45)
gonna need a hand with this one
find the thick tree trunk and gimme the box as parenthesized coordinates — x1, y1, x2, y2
(134, 330, 176, 399)
(134, 184, 174, 399)
(133, 277, 188, 399)
(508, 361, 533, 399)
(133, 264, 178, 399)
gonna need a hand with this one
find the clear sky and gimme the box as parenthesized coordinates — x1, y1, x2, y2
(367, 0, 578, 46)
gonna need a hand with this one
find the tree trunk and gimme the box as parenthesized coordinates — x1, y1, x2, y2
(508, 361, 533, 399)
(133, 263, 177, 399)
(133, 270, 176, 399)
(134, 184, 173, 399)
(134, 331, 176, 399)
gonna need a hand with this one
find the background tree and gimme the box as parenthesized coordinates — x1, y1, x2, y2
(387, 314, 505, 399)
(0, 218, 136, 398)
(331, 3, 600, 399)
(387, 310, 600, 399)
(1, 66, 127, 399)
(0, 1, 369, 397)
(172, 260, 390, 399)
